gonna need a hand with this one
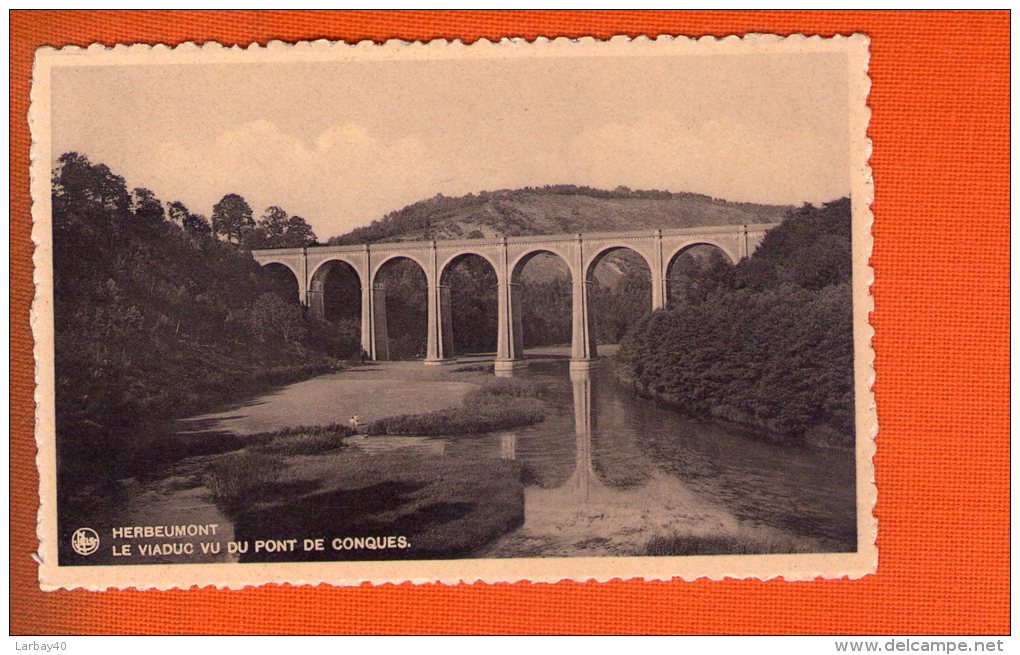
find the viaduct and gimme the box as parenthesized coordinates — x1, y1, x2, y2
(251, 223, 777, 372)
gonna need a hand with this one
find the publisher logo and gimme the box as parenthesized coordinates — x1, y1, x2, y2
(71, 528, 100, 556)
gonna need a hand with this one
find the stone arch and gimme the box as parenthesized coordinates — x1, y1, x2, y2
(583, 244, 655, 285)
(666, 240, 739, 268)
(507, 248, 575, 359)
(371, 252, 432, 287)
(510, 248, 575, 285)
(372, 255, 429, 361)
(439, 252, 500, 356)
(308, 256, 363, 291)
(260, 261, 301, 305)
(583, 245, 654, 345)
(665, 241, 736, 307)
(439, 249, 500, 282)
(307, 259, 362, 332)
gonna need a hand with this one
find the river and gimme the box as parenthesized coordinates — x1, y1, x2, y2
(70, 349, 856, 564)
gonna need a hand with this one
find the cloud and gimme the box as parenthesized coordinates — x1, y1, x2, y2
(134, 111, 846, 242)
(143, 120, 433, 239)
(565, 111, 848, 205)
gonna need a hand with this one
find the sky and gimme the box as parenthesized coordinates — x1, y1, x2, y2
(50, 50, 851, 240)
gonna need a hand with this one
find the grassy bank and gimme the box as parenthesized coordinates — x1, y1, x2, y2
(644, 532, 814, 556)
(367, 377, 549, 436)
(206, 448, 524, 561)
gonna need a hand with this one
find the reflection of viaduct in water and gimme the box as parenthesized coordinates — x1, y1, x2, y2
(495, 368, 601, 504)
(570, 368, 598, 503)
(252, 224, 775, 371)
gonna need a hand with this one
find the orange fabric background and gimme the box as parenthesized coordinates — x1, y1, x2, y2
(9, 10, 1009, 635)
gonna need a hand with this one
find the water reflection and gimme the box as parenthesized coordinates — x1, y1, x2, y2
(74, 356, 855, 564)
(570, 368, 598, 504)
(480, 360, 856, 557)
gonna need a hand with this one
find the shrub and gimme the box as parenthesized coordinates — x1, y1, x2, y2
(644, 533, 811, 556)
(203, 452, 285, 511)
(467, 377, 549, 400)
(367, 399, 543, 436)
(252, 423, 355, 455)
(617, 199, 854, 443)
(367, 377, 550, 436)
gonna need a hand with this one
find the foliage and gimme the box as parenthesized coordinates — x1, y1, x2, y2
(131, 187, 165, 223)
(51, 153, 342, 477)
(245, 205, 318, 248)
(618, 199, 854, 443)
(644, 532, 812, 556)
(211, 192, 254, 243)
(242, 292, 307, 344)
(591, 266, 653, 344)
(367, 377, 548, 436)
(203, 452, 285, 511)
(167, 200, 212, 236)
(251, 423, 355, 455)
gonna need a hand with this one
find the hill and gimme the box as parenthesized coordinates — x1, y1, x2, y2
(51, 153, 350, 480)
(328, 185, 793, 245)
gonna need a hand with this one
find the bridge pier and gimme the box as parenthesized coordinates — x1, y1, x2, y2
(570, 277, 599, 371)
(495, 280, 527, 373)
(425, 280, 456, 365)
(370, 283, 389, 361)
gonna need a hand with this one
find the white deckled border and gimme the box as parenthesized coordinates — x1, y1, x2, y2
(29, 32, 876, 591)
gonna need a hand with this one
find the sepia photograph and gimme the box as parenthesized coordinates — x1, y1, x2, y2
(31, 34, 875, 588)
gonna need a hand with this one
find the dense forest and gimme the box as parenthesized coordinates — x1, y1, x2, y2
(617, 198, 855, 447)
(51, 153, 343, 473)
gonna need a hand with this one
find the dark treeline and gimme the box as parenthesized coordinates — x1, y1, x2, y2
(618, 198, 854, 447)
(51, 153, 346, 476)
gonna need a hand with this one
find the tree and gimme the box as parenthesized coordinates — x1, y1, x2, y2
(249, 206, 318, 248)
(184, 212, 212, 237)
(168, 200, 213, 237)
(247, 292, 306, 344)
(167, 201, 189, 227)
(284, 215, 317, 247)
(211, 193, 254, 243)
(131, 188, 165, 223)
(52, 151, 130, 217)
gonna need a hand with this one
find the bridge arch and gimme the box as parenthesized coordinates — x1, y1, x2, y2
(584, 245, 654, 344)
(510, 248, 575, 285)
(439, 252, 500, 356)
(308, 256, 363, 290)
(371, 255, 430, 361)
(371, 252, 433, 287)
(439, 250, 500, 283)
(307, 258, 362, 327)
(505, 248, 575, 362)
(259, 261, 302, 304)
(665, 240, 739, 268)
(665, 242, 736, 307)
(583, 244, 655, 286)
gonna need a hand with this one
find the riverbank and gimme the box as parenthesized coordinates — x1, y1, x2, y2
(220, 449, 525, 561)
(60, 347, 855, 563)
(613, 362, 854, 450)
